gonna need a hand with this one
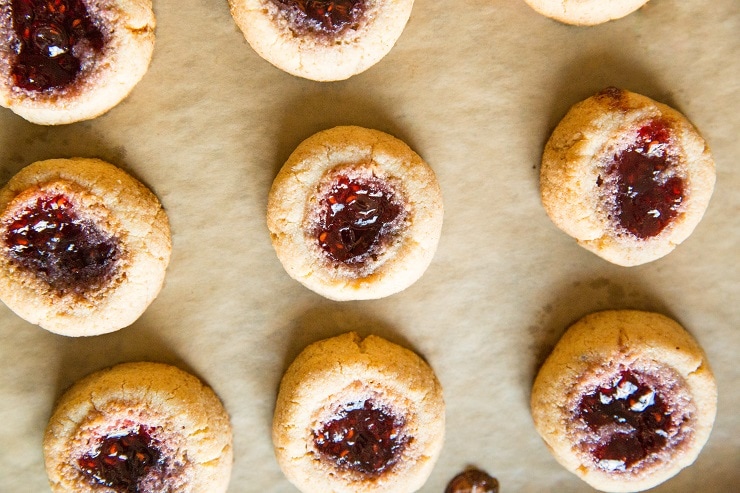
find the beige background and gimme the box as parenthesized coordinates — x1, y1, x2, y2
(0, 0, 738, 491)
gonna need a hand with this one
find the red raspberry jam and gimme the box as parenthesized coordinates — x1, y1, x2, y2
(10, 0, 105, 91)
(315, 175, 404, 265)
(606, 120, 684, 239)
(78, 426, 163, 492)
(313, 399, 408, 476)
(577, 370, 672, 471)
(4, 194, 119, 293)
(273, 0, 365, 34)
(445, 468, 500, 493)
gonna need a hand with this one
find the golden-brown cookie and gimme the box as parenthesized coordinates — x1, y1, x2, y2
(0, 158, 171, 336)
(540, 88, 715, 266)
(228, 0, 414, 81)
(267, 126, 443, 301)
(531, 310, 717, 492)
(44, 362, 233, 493)
(523, 0, 650, 26)
(0, 0, 156, 125)
(273, 332, 445, 493)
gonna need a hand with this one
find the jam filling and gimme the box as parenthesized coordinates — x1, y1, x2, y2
(315, 174, 403, 265)
(445, 468, 500, 493)
(577, 370, 672, 471)
(10, 0, 105, 91)
(4, 194, 119, 293)
(273, 0, 365, 34)
(605, 120, 684, 239)
(78, 427, 163, 493)
(313, 399, 407, 476)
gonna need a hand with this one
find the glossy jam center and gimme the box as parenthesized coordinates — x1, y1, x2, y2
(314, 400, 407, 476)
(78, 427, 162, 493)
(445, 469, 500, 493)
(4, 194, 119, 293)
(577, 370, 672, 471)
(316, 175, 403, 264)
(274, 0, 364, 34)
(10, 0, 105, 91)
(606, 120, 684, 238)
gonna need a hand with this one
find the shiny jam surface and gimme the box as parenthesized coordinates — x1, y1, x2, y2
(273, 0, 364, 34)
(606, 120, 684, 239)
(316, 175, 403, 265)
(313, 400, 407, 476)
(577, 370, 672, 471)
(4, 194, 119, 293)
(10, 0, 105, 91)
(445, 468, 500, 493)
(78, 427, 163, 493)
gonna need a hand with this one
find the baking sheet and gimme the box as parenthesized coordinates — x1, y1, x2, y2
(1, 0, 738, 491)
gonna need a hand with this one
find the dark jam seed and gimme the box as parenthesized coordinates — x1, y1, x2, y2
(274, 0, 364, 34)
(316, 175, 402, 264)
(608, 120, 684, 238)
(313, 400, 407, 476)
(5, 194, 119, 293)
(11, 0, 105, 91)
(78, 427, 162, 493)
(577, 370, 672, 471)
(445, 469, 500, 493)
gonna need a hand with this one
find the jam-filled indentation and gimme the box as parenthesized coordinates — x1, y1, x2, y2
(577, 370, 673, 471)
(4, 193, 119, 294)
(10, 0, 105, 91)
(604, 120, 684, 239)
(445, 468, 500, 493)
(314, 399, 408, 476)
(315, 174, 404, 265)
(78, 426, 164, 492)
(273, 0, 365, 34)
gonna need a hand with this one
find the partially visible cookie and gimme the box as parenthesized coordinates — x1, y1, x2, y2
(523, 0, 650, 26)
(267, 126, 443, 301)
(0, 0, 156, 125)
(44, 362, 233, 493)
(228, 0, 414, 81)
(0, 158, 171, 336)
(540, 88, 715, 266)
(531, 310, 717, 492)
(273, 332, 445, 493)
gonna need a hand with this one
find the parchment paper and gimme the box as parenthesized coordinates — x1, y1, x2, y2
(0, 1, 738, 491)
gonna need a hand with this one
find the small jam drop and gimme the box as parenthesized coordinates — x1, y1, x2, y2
(608, 120, 684, 238)
(274, 0, 364, 34)
(10, 0, 105, 91)
(313, 400, 407, 476)
(316, 175, 403, 265)
(78, 426, 163, 493)
(4, 194, 119, 293)
(445, 468, 500, 493)
(577, 370, 672, 471)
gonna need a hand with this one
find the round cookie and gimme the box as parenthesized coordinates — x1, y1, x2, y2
(531, 310, 717, 492)
(0, 0, 156, 125)
(267, 126, 443, 301)
(523, 0, 650, 26)
(228, 0, 414, 81)
(273, 332, 445, 493)
(540, 87, 715, 266)
(0, 157, 171, 336)
(44, 362, 233, 493)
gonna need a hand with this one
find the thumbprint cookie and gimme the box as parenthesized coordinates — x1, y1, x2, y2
(273, 332, 445, 493)
(540, 88, 715, 266)
(44, 362, 233, 493)
(267, 125, 443, 301)
(531, 310, 717, 492)
(0, 157, 171, 336)
(228, 0, 414, 81)
(523, 0, 650, 26)
(0, 0, 156, 125)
